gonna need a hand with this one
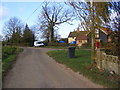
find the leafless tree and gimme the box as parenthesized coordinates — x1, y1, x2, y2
(3, 17, 23, 39)
(67, 1, 109, 31)
(38, 2, 74, 43)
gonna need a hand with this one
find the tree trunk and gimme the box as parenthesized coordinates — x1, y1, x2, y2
(50, 26, 54, 43)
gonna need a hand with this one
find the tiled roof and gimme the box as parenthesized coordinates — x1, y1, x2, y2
(68, 31, 80, 37)
(99, 27, 111, 35)
(76, 31, 87, 40)
(86, 27, 112, 35)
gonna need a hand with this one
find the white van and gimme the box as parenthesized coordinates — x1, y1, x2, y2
(34, 41, 44, 47)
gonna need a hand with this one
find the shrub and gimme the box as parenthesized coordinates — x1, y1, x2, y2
(48, 42, 68, 47)
(69, 44, 76, 47)
(105, 30, 120, 59)
(81, 43, 91, 48)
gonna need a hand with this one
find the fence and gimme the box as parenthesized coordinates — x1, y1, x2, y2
(96, 50, 120, 75)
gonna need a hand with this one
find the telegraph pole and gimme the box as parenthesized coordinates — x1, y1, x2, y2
(90, 0, 95, 63)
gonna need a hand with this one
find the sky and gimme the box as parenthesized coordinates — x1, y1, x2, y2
(0, 2, 80, 40)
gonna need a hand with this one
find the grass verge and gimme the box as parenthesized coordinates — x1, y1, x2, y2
(41, 46, 91, 50)
(2, 46, 23, 76)
(47, 49, 119, 88)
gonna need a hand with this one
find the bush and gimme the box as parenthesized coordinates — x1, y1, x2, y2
(2, 42, 32, 47)
(48, 42, 68, 47)
(81, 43, 91, 48)
(105, 42, 120, 58)
(105, 30, 120, 59)
(69, 44, 76, 47)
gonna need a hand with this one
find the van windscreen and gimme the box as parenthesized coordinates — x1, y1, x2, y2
(37, 42, 41, 44)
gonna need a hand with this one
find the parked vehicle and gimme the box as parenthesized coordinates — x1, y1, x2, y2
(34, 41, 44, 47)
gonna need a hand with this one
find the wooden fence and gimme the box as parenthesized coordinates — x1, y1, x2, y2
(96, 50, 120, 75)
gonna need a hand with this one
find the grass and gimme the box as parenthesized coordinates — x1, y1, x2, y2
(47, 49, 119, 88)
(41, 46, 91, 50)
(2, 46, 23, 76)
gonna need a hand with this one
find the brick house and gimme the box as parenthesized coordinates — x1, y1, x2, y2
(76, 31, 88, 46)
(68, 28, 88, 46)
(68, 28, 80, 44)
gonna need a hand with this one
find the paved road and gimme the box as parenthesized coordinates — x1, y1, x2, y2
(3, 47, 103, 88)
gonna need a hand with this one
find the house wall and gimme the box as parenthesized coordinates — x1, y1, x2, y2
(87, 29, 108, 45)
(76, 40, 87, 46)
(99, 30, 108, 44)
(68, 37, 76, 43)
(87, 33, 91, 45)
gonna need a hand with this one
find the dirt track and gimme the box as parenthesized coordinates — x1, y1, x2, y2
(3, 47, 103, 88)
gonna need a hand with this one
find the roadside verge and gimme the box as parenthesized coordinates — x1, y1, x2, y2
(2, 46, 23, 76)
(47, 49, 119, 88)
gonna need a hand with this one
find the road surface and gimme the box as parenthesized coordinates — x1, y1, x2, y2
(3, 47, 103, 88)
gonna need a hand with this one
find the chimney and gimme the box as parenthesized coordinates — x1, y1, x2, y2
(77, 27, 80, 32)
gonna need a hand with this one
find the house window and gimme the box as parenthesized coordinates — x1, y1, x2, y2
(79, 40, 82, 43)
(95, 33, 99, 38)
(95, 29, 99, 38)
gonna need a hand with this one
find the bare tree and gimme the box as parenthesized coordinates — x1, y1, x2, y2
(67, 1, 109, 31)
(38, 2, 74, 43)
(3, 17, 24, 45)
(3, 17, 23, 40)
(109, 1, 120, 31)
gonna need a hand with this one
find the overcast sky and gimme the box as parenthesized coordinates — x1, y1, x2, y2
(0, 2, 80, 40)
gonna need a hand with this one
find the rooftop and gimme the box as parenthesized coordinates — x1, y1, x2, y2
(76, 31, 87, 40)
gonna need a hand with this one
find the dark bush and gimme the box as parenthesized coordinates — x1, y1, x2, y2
(105, 30, 120, 59)
(69, 44, 76, 47)
(81, 43, 91, 48)
(2, 42, 32, 47)
(48, 43, 68, 47)
(105, 42, 120, 58)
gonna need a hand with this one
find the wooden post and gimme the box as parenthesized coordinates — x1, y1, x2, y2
(90, 0, 96, 64)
